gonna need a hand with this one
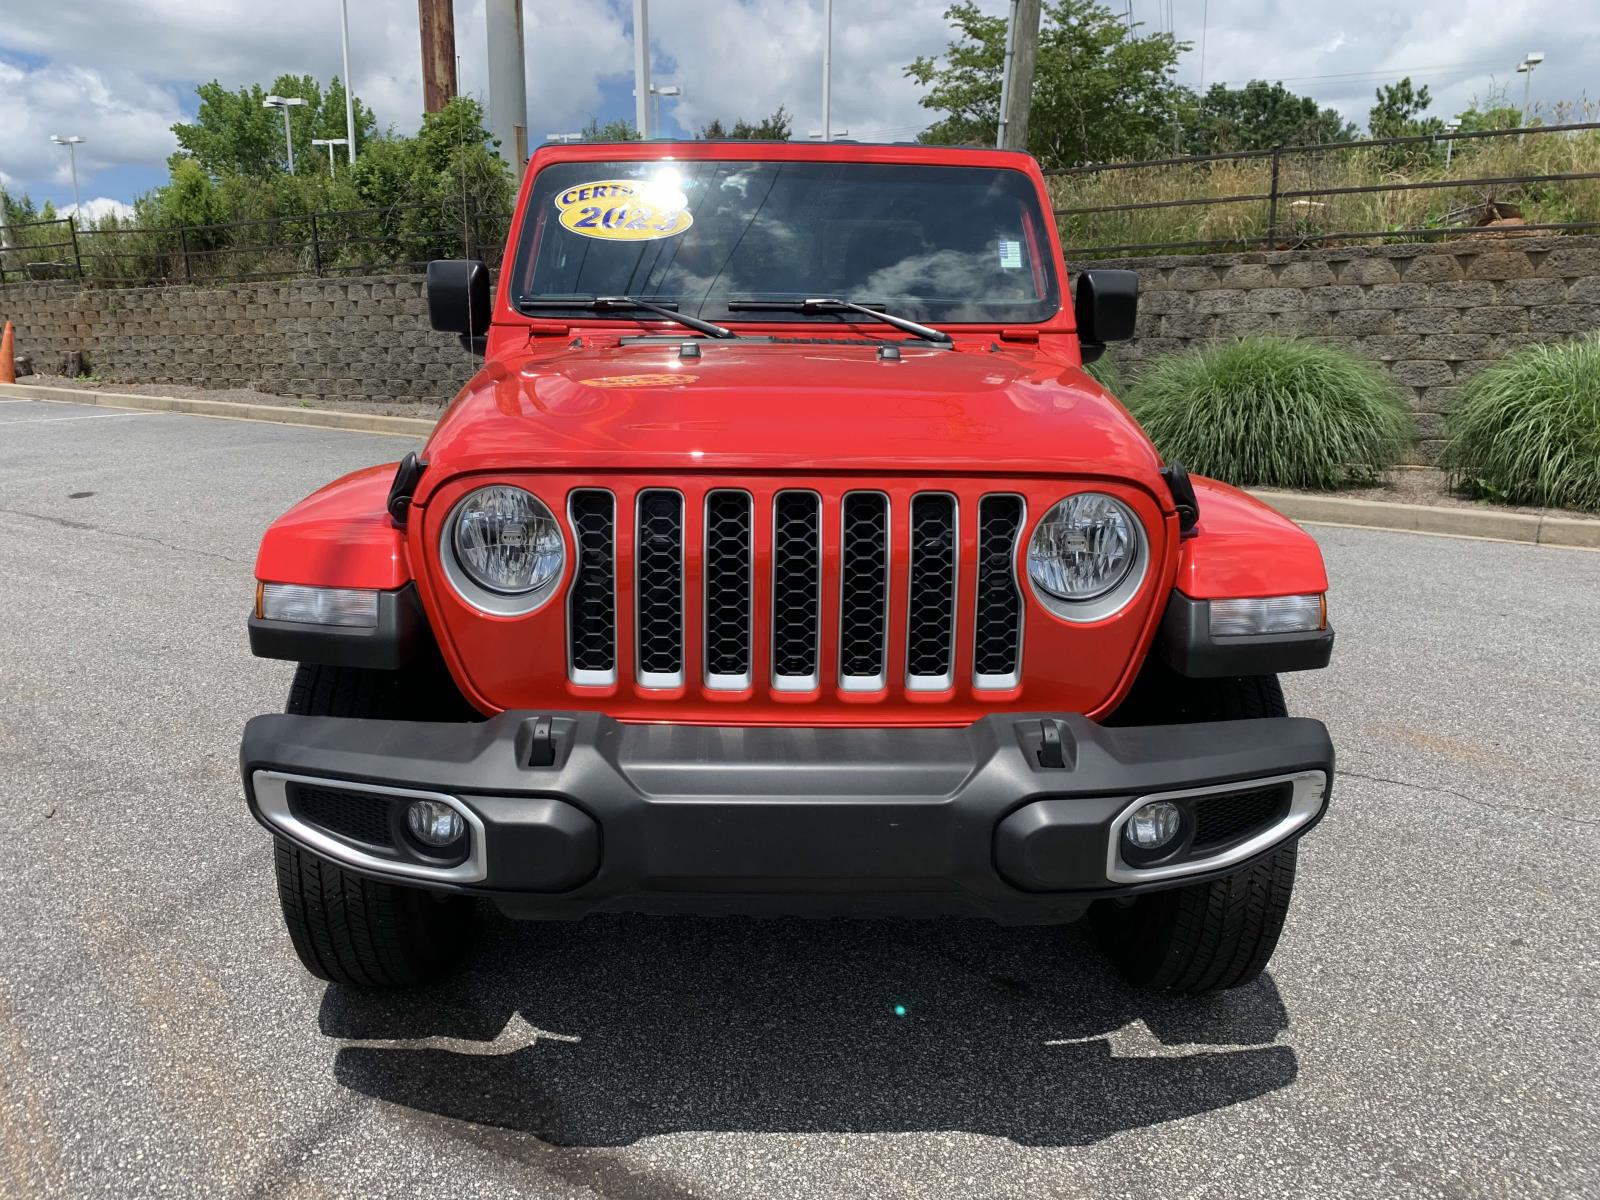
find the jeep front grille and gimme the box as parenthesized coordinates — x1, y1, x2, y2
(564, 483, 1029, 699)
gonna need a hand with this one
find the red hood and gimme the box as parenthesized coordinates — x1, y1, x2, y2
(418, 339, 1164, 500)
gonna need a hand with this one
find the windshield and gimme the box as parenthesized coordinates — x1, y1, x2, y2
(509, 159, 1060, 325)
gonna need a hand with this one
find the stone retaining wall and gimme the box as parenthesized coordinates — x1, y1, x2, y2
(0, 274, 475, 405)
(1077, 236, 1600, 462)
(4, 235, 1599, 462)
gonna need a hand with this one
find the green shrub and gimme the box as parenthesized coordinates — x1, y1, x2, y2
(1127, 337, 1413, 489)
(1444, 335, 1600, 512)
(1084, 353, 1126, 396)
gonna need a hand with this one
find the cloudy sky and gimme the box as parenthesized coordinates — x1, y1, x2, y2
(2, 0, 1595, 216)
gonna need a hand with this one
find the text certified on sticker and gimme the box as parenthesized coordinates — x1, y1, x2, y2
(555, 178, 693, 242)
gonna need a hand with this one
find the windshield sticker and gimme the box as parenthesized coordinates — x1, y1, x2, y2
(585, 374, 700, 389)
(997, 239, 1023, 270)
(555, 178, 693, 242)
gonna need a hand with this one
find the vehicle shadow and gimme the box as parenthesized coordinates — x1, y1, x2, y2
(323, 911, 1296, 1147)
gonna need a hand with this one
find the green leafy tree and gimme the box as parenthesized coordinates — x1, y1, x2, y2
(582, 118, 641, 142)
(1368, 77, 1443, 139)
(171, 74, 375, 176)
(1183, 80, 1358, 153)
(699, 106, 793, 140)
(906, 0, 1188, 167)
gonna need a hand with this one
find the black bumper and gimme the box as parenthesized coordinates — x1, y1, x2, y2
(241, 712, 1333, 924)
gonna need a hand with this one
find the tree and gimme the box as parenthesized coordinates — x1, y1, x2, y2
(1182, 80, 1358, 153)
(1368, 77, 1443, 139)
(171, 74, 376, 176)
(582, 118, 641, 142)
(906, 0, 1188, 167)
(699, 107, 793, 140)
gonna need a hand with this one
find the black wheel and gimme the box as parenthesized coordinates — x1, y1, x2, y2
(1092, 843, 1298, 995)
(1093, 669, 1298, 994)
(273, 663, 476, 988)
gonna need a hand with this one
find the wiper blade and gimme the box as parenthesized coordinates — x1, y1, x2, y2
(518, 295, 737, 339)
(727, 298, 951, 344)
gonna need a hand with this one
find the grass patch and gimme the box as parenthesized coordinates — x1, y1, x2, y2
(1083, 353, 1126, 397)
(1127, 337, 1413, 489)
(1444, 334, 1600, 512)
(1050, 109, 1600, 255)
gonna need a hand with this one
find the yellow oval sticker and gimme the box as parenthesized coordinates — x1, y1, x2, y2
(555, 178, 693, 242)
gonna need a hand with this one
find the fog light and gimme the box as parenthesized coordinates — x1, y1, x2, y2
(406, 799, 466, 848)
(1125, 800, 1182, 851)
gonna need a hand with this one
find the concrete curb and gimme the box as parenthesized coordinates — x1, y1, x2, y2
(1250, 491, 1600, 551)
(0, 380, 435, 437)
(5, 380, 1596, 551)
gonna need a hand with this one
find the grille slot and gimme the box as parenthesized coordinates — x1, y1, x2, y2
(704, 490, 753, 688)
(839, 492, 890, 689)
(974, 495, 1025, 686)
(568, 489, 617, 684)
(636, 489, 684, 686)
(1192, 784, 1290, 852)
(772, 491, 823, 688)
(907, 493, 957, 688)
(289, 784, 393, 848)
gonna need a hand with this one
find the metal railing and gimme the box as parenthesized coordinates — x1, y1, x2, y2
(0, 200, 513, 288)
(1048, 121, 1600, 257)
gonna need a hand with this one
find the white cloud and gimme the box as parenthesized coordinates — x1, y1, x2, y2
(63, 197, 136, 222)
(0, 57, 182, 191)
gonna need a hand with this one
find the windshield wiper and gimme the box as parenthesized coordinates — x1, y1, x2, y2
(518, 295, 737, 339)
(726, 298, 951, 344)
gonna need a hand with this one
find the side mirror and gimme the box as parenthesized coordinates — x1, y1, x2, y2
(1074, 269, 1138, 364)
(426, 259, 491, 353)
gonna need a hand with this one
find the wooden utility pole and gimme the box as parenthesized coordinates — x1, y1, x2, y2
(999, 0, 1041, 151)
(418, 0, 458, 114)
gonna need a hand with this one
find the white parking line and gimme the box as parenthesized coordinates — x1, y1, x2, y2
(1, 411, 155, 426)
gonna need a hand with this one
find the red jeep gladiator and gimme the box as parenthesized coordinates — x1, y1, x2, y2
(242, 140, 1335, 996)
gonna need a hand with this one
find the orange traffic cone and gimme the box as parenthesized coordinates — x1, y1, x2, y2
(0, 321, 14, 384)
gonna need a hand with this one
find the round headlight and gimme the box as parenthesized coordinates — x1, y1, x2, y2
(1027, 493, 1139, 602)
(450, 486, 564, 595)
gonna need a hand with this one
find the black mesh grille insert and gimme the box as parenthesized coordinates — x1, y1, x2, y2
(568, 489, 616, 676)
(974, 495, 1025, 679)
(839, 493, 889, 680)
(704, 490, 752, 680)
(907, 493, 957, 680)
(290, 785, 393, 848)
(636, 489, 684, 679)
(773, 491, 822, 679)
(1192, 784, 1290, 851)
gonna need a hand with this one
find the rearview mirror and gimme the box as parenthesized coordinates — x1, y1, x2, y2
(1074, 269, 1138, 363)
(426, 259, 491, 353)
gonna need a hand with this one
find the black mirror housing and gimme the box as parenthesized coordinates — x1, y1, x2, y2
(426, 259, 491, 338)
(1074, 269, 1138, 362)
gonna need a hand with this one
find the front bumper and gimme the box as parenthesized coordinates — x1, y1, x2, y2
(241, 712, 1333, 924)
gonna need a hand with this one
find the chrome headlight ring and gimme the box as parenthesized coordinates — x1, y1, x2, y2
(1025, 491, 1149, 623)
(439, 485, 566, 616)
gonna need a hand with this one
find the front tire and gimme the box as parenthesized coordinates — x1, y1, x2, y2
(1091, 844, 1298, 995)
(272, 663, 476, 988)
(1093, 669, 1300, 994)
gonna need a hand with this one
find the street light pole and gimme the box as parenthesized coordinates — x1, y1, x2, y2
(1517, 51, 1545, 123)
(263, 96, 308, 172)
(822, 0, 832, 142)
(649, 84, 681, 139)
(50, 136, 85, 215)
(311, 138, 349, 178)
(339, 0, 357, 164)
(633, 0, 651, 137)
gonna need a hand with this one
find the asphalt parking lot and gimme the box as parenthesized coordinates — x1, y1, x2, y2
(1, 394, 1596, 1200)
